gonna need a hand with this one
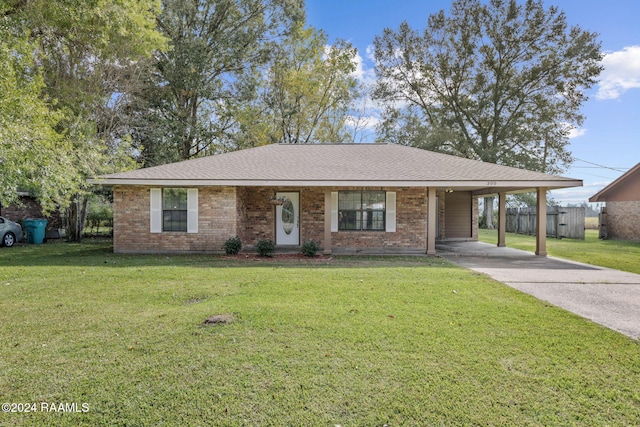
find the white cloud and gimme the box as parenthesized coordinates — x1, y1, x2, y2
(351, 49, 377, 87)
(568, 127, 587, 139)
(596, 45, 640, 100)
(550, 181, 608, 205)
(365, 45, 376, 62)
(345, 114, 379, 131)
(344, 114, 379, 142)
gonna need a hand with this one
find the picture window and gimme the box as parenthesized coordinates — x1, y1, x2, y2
(338, 191, 385, 231)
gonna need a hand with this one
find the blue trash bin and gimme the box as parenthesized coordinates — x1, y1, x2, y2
(24, 219, 48, 244)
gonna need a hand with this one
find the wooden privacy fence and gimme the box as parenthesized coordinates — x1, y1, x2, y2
(505, 206, 585, 239)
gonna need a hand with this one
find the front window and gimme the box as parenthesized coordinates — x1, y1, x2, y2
(162, 188, 187, 232)
(338, 191, 385, 231)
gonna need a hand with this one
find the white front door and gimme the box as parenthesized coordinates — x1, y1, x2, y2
(276, 192, 299, 245)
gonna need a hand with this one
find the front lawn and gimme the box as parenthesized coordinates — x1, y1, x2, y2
(479, 229, 640, 274)
(1, 241, 639, 426)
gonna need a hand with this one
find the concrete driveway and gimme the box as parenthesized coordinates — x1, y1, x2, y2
(437, 241, 640, 340)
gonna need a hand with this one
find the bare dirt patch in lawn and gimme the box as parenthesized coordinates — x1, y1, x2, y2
(202, 313, 237, 325)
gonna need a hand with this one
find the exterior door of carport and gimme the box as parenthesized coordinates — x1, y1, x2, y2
(445, 191, 472, 239)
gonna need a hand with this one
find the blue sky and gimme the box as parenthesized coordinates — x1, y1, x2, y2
(306, 0, 640, 205)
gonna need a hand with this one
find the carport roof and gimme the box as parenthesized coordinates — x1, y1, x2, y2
(90, 143, 582, 192)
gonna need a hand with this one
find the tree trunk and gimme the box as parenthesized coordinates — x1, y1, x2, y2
(484, 196, 495, 229)
(66, 195, 89, 242)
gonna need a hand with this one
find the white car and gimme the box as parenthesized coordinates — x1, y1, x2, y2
(0, 216, 23, 247)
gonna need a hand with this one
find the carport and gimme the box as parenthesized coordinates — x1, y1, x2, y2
(450, 187, 554, 256)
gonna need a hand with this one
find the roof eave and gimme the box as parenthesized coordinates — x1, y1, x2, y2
(88, 178, 583, 190)
(588, 162, 640, 202)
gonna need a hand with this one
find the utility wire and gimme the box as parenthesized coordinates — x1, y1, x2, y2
(575, 171, 623, 180)
(572, 157, 628, 173)
(572, 166, 627, 169)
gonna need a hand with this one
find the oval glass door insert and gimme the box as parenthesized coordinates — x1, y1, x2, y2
(281, 199, 294, 235)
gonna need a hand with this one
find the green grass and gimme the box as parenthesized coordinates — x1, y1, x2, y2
(479, 229, 640, 274)
(1, 241, 639, 426)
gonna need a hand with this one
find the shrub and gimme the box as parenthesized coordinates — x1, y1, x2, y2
(255, 239, 275, 257)
(86, 199, 114, 236)
(301, 239, 321, 257)
(223, 236, 242, 255)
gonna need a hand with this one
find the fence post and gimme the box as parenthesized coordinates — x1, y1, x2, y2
(558, 208, 566, 239)
(599, 206, 608, 239)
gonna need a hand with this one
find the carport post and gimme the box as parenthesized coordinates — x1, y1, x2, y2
(323, 190, 332, 255)
(535, 187, 547, 256)
(498, 192, 506, 247)
(427, 187, 437, 256)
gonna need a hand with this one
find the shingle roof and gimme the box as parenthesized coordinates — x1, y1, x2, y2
(91, 143, 581, 190)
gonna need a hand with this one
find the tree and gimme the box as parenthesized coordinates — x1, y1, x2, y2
(372, 0, 602, 226)
(128, 0, 304, 166)
(0, 22, 73, 213)
(1, 0, 166, 240)
(235, 23, 360, 146)
(262, 23, 359, 144)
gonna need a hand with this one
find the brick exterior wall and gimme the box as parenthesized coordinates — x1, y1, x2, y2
(112, 185, 479, 253)
(236, 187, 276, 245)
(236, 187, 435, 250)
(0, 196, 63, 230)
(606, 201, 640, 241)
(236, 187, 326, 248)
(113, 186, 238, 253)
(330, 187, 427, 249)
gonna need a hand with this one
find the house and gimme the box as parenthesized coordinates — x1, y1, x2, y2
(589, 162, 640, 241)
(89, 143, 582, 255)
(0, 191, 64, 234)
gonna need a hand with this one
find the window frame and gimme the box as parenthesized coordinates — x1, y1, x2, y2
(338, 190, 386, 231)
(162, 188, 188, 232)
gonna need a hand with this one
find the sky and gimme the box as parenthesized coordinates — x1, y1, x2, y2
(305, 0, 640, 205)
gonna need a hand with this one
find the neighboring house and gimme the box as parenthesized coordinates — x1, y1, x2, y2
(90, 143, 582, 255)
(589, 162, 640, 241)
(0, 192, 64, 231)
